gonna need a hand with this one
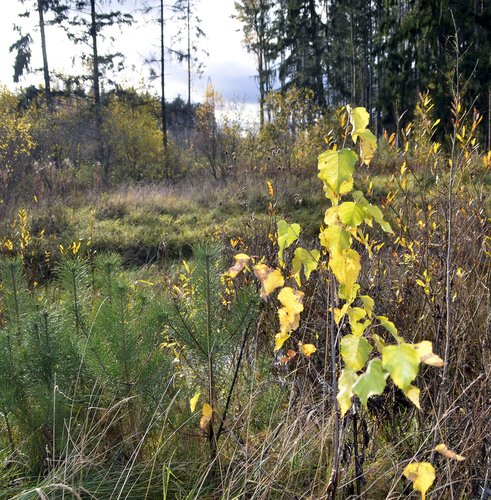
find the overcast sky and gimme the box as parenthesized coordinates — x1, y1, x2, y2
(0, 0, 260, 110)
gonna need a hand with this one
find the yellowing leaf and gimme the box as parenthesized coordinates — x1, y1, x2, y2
(254, 264, 284, 300)
(353, 359, 388, 406)
(341, 334, 372, 371)
(292, 247, 319, 285)
(299, 343, 316, 357)
(413, 341, 444, 367)
(351, 318, 371, 337)
(337, 368, 359, 417)
(200, 403, 213, 429)
(372, 333, 386, 353)
(434, 443, 466, 461)
(403, 462, 435, 500)
(338, 201, 366, 227)
(367, 204, 393, 233)
(376, 316, 403, 343)
(277, 220, 300, 266)
(349, 106, 370, 142)
(404, 384, 421, 409)
(329, 248, 361, 292)
(190, 391, 201, 412)
(347, 306, 366, 324)
(382, 343, 420, 391)
(318, 149, 358, 201)
(319, 225, 351, 256)
(360, 295, 375, 317)
(357, 129, 377, 165)
(227, 253, 250, 278)
(334, 303, 349, 324)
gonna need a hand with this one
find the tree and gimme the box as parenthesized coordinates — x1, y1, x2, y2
(235, 0, 275, 128)
(10, 0, 68, 107)
(66, 0, 133, 177)
(172, 0, 207, 132)
(143, 0, 170, 173)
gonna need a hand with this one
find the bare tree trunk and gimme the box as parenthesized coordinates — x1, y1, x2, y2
(37, 0, 52, 108)
(90, 0, 105, 178)
(187, 0, 191, 134)
(160, 0, 168, 173)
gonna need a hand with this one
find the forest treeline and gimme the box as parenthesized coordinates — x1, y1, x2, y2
(236, 0, 491, 139)
(7, 0, 491, 157)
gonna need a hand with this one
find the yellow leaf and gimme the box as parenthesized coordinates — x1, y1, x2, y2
(334, 303, 349, 325)
(329, 248, 361, 292)
(275, 332, 290, 351)
(227, 253, 250, 278)
(337, 368, 359, 417)
(299, 343, 316, 357)
(357, 129, 377, 165)
(275, 287, 304, 351)
(190, 391, 201, 412)
(254, 264, 284, 300)
(278, 287, 304, 316)
(200, 403, 213, 429)
(434, 443, 466, 461)
(267, 179, 275, 197)
(324, 206, 339, 226)
(348, 106, 370, 142)
(403, 462, 435, 500)
(413, 341, 444, 367)
(404, 384, 421, 409)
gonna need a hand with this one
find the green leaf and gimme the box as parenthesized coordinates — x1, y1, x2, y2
(353, 359, 388, 406)
(338, 201, 366, 227)
(319, 225, 351, 256)
(318, 149, 358, 201)
(337, 368, 359, 417)
(341, 334, 372, 371)
(277, 220, 300, 266)
(292, 247, 319, 285)
(367, 204, 393, 233)
(382, 343, 420, 391)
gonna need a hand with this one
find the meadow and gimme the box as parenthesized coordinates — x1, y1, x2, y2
(0, 87, 489, 499)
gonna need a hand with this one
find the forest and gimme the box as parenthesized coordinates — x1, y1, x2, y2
(0, 0, 490, 498)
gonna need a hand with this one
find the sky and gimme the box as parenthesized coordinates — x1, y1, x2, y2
(0, 0, 260, 115)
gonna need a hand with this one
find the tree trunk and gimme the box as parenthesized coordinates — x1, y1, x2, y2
(186, 0, 191, 133)
(37, 0, 52, 108)
(90, 0, 101, 127)
(160, 0, 168, 173)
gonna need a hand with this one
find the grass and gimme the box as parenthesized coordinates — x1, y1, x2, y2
(0, 173, 327, 270)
